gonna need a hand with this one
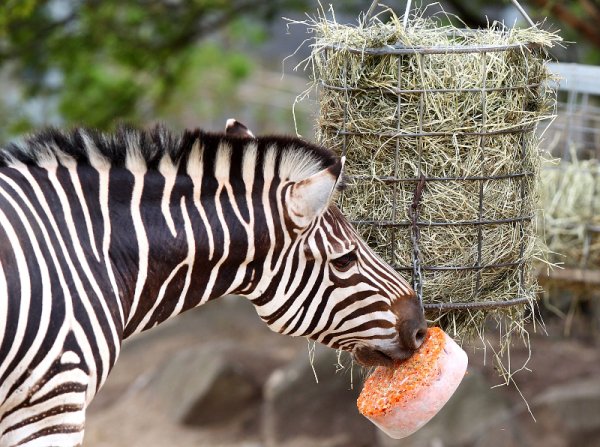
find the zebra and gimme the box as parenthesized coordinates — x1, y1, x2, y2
(0, 120, 426, 446)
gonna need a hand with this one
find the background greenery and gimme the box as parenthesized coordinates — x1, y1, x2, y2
(0, 0, 598, 144)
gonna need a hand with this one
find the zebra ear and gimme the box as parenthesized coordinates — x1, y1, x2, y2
(287, 157, 344, 228)
(225, 118, 255, 138)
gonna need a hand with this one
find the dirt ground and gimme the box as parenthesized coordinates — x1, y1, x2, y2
(84, 296, 600, 447)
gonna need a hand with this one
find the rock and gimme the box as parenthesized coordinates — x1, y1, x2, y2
(263, 344, 376, 447)
(149, 343, 261, 427)
(377, 368, 514, 447)
(535, 375, 600, 432)
(525, 375, 600, 446)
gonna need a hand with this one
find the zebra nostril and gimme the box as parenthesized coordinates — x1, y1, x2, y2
(413, 327, 427, 348)
(398, 320, 427, 350)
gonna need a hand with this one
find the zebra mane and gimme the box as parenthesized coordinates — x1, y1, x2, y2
(0, 125, 339, 182)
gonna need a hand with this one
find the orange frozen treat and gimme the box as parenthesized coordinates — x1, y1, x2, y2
(357, 327, 468, 439)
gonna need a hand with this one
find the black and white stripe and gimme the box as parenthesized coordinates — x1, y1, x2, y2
(0, 125, 425, 446)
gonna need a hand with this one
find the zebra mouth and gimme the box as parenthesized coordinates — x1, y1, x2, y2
(352, 345, 415, 368)
(352, 346, 395, 368)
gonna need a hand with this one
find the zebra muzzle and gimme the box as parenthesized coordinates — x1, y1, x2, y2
(353, 344, 415, 368)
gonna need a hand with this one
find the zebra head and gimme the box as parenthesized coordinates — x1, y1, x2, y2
(227, 121, 427, 367)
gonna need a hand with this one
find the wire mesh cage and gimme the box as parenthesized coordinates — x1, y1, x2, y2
(307, 5, 560, 344)
(540, 63, 600, 282)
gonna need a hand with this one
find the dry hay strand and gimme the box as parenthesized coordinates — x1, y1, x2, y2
(296, 4, 561, 378)
(541, 157, 600, 270)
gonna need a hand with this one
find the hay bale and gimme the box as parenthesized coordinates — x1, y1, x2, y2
(303, 7, 561, 357)
(541, 159, 600, 270)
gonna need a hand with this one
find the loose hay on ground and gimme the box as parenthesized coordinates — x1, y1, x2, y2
(298, 6, 561, 370)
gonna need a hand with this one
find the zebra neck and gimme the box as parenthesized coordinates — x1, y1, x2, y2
(116, 162, 277, 338)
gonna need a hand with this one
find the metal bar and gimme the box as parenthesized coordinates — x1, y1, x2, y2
(517, 54, 531, 298)
(412, 53, 426, 302)
(510, 0, 537, 28)
(319, 41, 542, 56)
(423, 296, 532, 311)
(352, 214, 534, 227)
(474, 51, 488, 298)
(403, 0, 412, 29)
(409, 176, 427, 307)
(393, 260, 523, 272)
(339, 56, 349, 213)
(390, 54, 404, 266)
(348, 172, 535, 183)
(417, 54, 425, 176)
(324, 126, 535, 138)
(320, 80, 542, 94)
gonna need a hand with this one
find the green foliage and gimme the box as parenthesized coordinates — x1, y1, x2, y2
(2, 0, 599, 145)
(0, 0, 40, 36)
(59, 62, 143, 128)
(0, 0, 312, 143)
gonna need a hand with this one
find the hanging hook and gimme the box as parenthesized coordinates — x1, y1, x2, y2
(510, 0, 537, 28)
(403, 0, 413, 29)
(365, 0, 414, 28)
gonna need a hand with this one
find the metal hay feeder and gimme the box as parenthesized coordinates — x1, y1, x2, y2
(310, 1, 560, 339)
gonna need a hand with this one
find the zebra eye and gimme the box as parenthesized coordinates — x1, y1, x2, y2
(331, 251, 358, 270)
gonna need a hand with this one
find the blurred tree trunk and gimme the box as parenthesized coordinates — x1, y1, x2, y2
(528, 0, 600, 48)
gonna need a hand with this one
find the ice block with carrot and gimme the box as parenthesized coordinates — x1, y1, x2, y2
(357, 327, 468, 439)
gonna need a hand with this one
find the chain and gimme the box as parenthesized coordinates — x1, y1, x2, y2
(409, 175, 426, 308)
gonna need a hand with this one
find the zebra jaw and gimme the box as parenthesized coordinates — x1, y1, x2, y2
(352, 344, 415, 368)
